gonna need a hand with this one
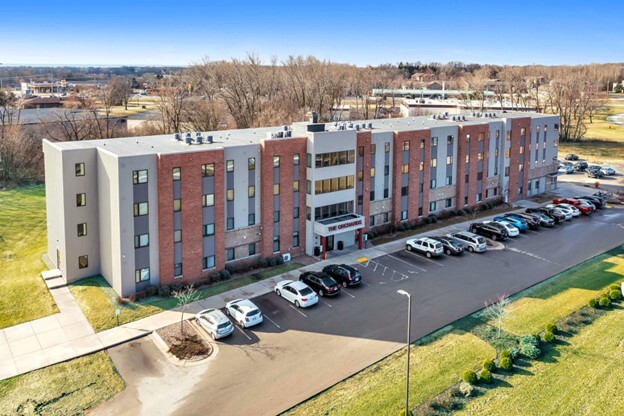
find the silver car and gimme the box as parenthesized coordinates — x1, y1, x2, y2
(446, 231, 487, 253)
(196, 308, 234, 340)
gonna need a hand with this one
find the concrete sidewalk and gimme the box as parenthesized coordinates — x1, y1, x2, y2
(0, 197, 553, 381)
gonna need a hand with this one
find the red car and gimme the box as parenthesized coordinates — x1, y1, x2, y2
(552, 198, 594, 215)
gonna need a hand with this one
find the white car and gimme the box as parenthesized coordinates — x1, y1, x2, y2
(600, 167, 615, 176)
(225, 298, 263, 328)
(274, 280, 318, 308)
(406, 237, 444, 258)
(553, 203, 580, 217)
(486, 220, 519, 237)
(195, 308, 234, 340)
(546, 204, 573, 220)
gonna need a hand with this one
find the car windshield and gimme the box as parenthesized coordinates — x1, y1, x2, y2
(299, 287, 313, 296)
(246, 309, 261, 317)
(217, 322, 231, 329)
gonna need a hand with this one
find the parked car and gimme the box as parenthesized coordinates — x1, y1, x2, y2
(494, 215, 528, 231)
(406, 237, 444, 258)
(299, 271, 341, 297)
(574, 195, 605, 209)
(469, 222, 509, 241)
(526, 207, 565, 223)
(486, 220, 519, 237)
(430, 236, 465, 255)
(322, 264, 362, 287)
(587, 169, 604, 178)
(552, 198, 595, 215)
(552, 203, 581, 217)
(505, 213, 540, 229)
(530, 212, 555, 227)
(600, 167, 616, 176)
(274, 280, 318, 308)
(196, 308, 234, 340)
(545, 204, 574, 220)
(225, 298, 263, 328)
(558, 165, 574, 174)
(564, 154, 579, 161)
(573, 161, 588, 172)
(447, 231, 487, 253)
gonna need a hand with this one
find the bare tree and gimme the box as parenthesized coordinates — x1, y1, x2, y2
(173, 284, 199, 336)
(483, 294, 513, 338)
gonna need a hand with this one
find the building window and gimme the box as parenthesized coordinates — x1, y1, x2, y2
(370, 144, 376, 154)
(358, 146, 364, 157)
(174, 263, 183, 277)
(519, 146, 524, 154)
(227, 189, 234, 201)
(306, 180, 312, 194)
(273, 184, 280, 195)
(384, 165, 390, 176)
(248, 157, 256, 170)
(505, 148, 511, 158)
(133, 170, 148, 184)
(384, 188, 389, 198)
(432, 136, 438, 146)
(505, 167, 510, 177)
(419, 161, 424, 171)
(357, 171, 363, 181)
(273, 156, 280, 167)
(384, 212, 390, 223)
(273, 237, 280, 253)
(370, 168, 376, 178)
(420, 139, 425, 149)
(520, 163, 525, 172)
(226, 160, 234, 172)
(293, 153, 300, 165)
(293, 231, 300, 247)
(464, 196, 468, 206)
(429, 201, 436, 212)
(77, 255, 88, 269)
(445, 198, 452, 208)
(478, 133, 484, 142)
(445, 176, 452, 185)
(75, 163, 85, 176)
(248, 213, 255, 226)
(418, 207, 423, 216)
(307, 153, 312, 168)
(431, 158, 437, 167)
(430, 179, 436, 189)
(446, 156, 453, 165)
(536, 180, 540, 189)
(248, 186, 255, 198)
(202, 163, 215, 177)
(77, 223, 87, 237)
(476, 193, 482, 202)
(465, 154, 470, 163)
(174, 229, 182, 243)
(370, 191, 375, 201)
(466, 134, 471, 144)
(384, 142, 390, 152)
(465, 174, 469, 183)
(172, 167, 181, 181)
(477, 172, 483, 180)
(134, 202, 148, 216)
(135, 267, 149, 283)
(447, 135, 454, 145)
(477, 152, 484, 160)
(402, 164, 409, 174)
(227, 217, 234, 230)
(292, 207, 300, 219)
(496, 130, 500, 139)
(76, 193, 86, 207)
(357, 195, 363, 205)
(419, 183, 424, 192)
(274, 211, 280, 223)
(403, 141, 410, 151)
(173, 199, 181, 212)
(135, 233, 149, 248)
(248, 243, 256, 256)
(401, 186, 409, 196)
(369, 215, 376, 226)
(293, 181, 299, 192)
(495, 148, 499, 157)
(202, 194, 214, 207)
(203, 256, 215, 270)
(203, 223, 215, 236)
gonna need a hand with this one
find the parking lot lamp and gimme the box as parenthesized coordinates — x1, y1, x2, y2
(397, 289, 412, 416)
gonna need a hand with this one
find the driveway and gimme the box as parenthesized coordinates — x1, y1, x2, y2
(94, 207, 624, 416)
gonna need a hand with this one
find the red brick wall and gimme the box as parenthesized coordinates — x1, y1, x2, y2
(157, 149, 225, 287)
(259, 138, 307, 258)
(356, 132, 372, 230)
(508, 118, 531, 203)
(393, 129, 430, 221)
(458, 124, 489, 206)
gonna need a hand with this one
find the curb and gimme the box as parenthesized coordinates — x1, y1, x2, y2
(149, 321, 218, 367)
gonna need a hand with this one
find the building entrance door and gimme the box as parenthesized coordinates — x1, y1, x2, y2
(326, 235, 335, 251)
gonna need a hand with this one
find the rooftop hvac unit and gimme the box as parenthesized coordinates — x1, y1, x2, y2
(463, 115, 467, 121)
(452, 116, 456, 121)
(355, 125, 360, 131)
(195, 135, 203, 144)
(285, 130, 292, 137)
(266, 132, 274, 139)
(207, 135, 213, 143)
(368, 123, 373, 129)
(174, 133, 182, 141)
(283, 125, 288, 131)
(347, 123, 354, 129)
(277, 131, 284, 138)
(282, 253, 291, 262)
(445, 112, 449, 116)
(184, 135, 192, 145)
(361, 123, 366, 129)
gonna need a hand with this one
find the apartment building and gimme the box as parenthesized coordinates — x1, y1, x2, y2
(43, 112, 559, 296)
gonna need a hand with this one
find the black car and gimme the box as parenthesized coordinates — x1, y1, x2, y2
(573, 161, 588, 172)
(469, 222, 508, 241)
(564, 154, 579, 161)
(587, 169, 604, 178)
(299, 271, 341, 297)
(504, 213, 540, 229)
(321, 264, 362, 288)
(431, 236, 465, 255)
(526, 207, 565, 224)
(530, 212, 555, 227)
(574, 195, 604, 209)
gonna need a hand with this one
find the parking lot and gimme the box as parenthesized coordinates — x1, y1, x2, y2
(101, 206, 624, 416)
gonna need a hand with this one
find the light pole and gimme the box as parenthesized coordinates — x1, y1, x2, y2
(397, 289, 412, 416)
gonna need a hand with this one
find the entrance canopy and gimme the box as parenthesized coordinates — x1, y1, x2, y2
(313, 214, 365, 237)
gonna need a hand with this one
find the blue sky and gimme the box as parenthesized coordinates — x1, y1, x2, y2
(1, 0, 621, 67)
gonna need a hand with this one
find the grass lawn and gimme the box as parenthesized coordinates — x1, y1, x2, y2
(70, 262, 304, 332)
(0, 352, 124, 415)
(499, 245, 624, 335)
(0, 185, 58, 329)
(456, 306, 624, 415)
(284, 331, 495, 416)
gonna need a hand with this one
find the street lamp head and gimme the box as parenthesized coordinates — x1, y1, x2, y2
(397, 289, 410, 297)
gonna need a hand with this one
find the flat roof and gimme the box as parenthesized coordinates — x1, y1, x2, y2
(48, 111, 557, 157)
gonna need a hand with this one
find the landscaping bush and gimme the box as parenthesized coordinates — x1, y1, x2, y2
(209, 272, 220, 283)
(219, 269, 232, 281)
(258, 258, 269, 268)
(500, 349, 512, 360)
(508, 347, 520, 359)
(424, 217, 433, 225)
(459, 381, 474, 397)
(520, 334, 539, 347)
(499, 357, 513, 371)
(225, 265, 234, 275)
(483, 359, 496, 372)
(428, 214, 438, 224)
(158, 286, 171, 298)
(599, 295, 612, 308)
(478, 368, 493, 384)
(462, 370, 478, 385)
(520, 344, 542, 359)
(169, 284, 182, 293)
(116, 295, 130, 305)
(608, 284, 620, 291)
(588, 298, 598, 308)
(459, 209, 468, 217)
(127, 294, 136, 302)
(145, 285, 158, 297)
(275, 255, 285, 265)
(545, 323, 558, 334)
(267, 257, 278, 267)
(543, 331, 555, 344)
(608, 289, 622, 300)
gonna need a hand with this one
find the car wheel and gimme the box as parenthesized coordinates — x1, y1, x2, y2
(210, 332, 216, 340)
(225, 308, 230, 316)
(319, 290, 324, 297)
(407, 245, 412, 251)
(468, 246, 474, 252)
(492, 234, 497, 241)
(239, 320, 244, 327)
(342, 281, 348, 288)
(426, 252, 432, 258)
(295, 300, 301, 308)
(275, 289, 281, 297)
(445, 249, 451, 255)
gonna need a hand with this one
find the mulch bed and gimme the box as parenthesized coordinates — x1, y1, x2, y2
(156, 321, 212, 361)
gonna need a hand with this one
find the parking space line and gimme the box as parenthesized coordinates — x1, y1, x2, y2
(341, 289, 356, 299)
(527, 230, 541, 235)
(320, 299, 333, 308)
(288, 304, 308, 317)
(263, 315, 281, 329)
(465, 251, 477, 256)
(361, 281, 371, 287)
(388, 254, 428, 272)
(518, 233, 530, 238)
(420, 256, 445, 266)
(235, 325, 252, 341)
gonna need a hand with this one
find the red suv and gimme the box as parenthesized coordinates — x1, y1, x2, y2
(552, 198, 594, 215)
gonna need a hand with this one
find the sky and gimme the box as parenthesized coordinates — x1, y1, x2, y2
(1, 0, 622, 67)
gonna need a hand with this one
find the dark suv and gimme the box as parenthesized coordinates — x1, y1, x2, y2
(431, 236, 465, 255)
(469, 222, 508, 241)
(299, 271, 341, 297)
(574, 195, 604, 209)
(322, 264, 362, 288)
(526, 207, 565, 223)
(573, 161, 588, 172)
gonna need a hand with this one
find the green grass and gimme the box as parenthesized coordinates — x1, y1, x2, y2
(0, 352, 125, 415)
(284, 330, 495, 416)
(499, 246, 624, 335)
(0, 185, 58, 329)
(456, 306, 624, 415)
(70, 262, 304, 332)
